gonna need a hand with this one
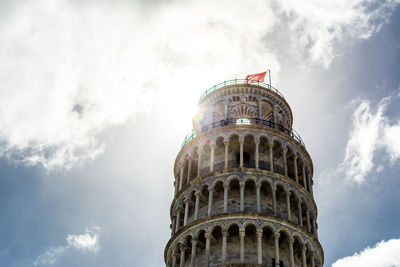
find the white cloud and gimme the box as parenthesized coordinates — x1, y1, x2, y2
(340, 96, 400, 183)
(276, 0, 400, 67)
(0, 0, 398, 170)
(332, 239, 400, 267)
(34, 225, 100, 266)
(66, 225, 100, 253)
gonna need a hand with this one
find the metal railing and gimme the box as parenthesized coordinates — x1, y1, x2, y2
(181, 118, 304, 148)
(199, 79, 285, 100)
(181, 129, 196, 147)
(201, 118, 304, 146)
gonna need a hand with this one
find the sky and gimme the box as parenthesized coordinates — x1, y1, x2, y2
(0, 0, 400, 266)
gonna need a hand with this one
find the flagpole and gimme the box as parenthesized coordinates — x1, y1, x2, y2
(268, 69, 271, 88)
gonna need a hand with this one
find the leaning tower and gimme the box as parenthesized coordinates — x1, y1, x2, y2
(165, 79, 324, 267)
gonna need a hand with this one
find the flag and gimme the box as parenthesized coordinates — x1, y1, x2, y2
(245, 71, 267, 83)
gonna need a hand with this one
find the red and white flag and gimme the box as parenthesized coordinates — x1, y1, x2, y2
(245, 71, 267, 83)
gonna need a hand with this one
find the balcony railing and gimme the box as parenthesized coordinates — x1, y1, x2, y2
(202, 118, 304, 146)
(200, 79, 285, 100)
(199, 79, 285, 100)
(181, 118, 304, 148)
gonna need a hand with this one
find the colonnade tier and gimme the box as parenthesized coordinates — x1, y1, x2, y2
(165, 215, 323, 267)
(170, 172, 318, 239)
(174, 126, 314, 198)
(196, 83, 294, 132)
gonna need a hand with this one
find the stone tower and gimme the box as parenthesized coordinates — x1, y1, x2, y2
(165, 79, 324, 267)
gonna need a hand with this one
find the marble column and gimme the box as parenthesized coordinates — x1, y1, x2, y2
(302, 246, 307, 267)
(298, 199, 303, 226)
(255, 141, 260, 169)
(175, 209, 181, 233)
(286, 191, 291, 221)
(210, 145, 215, 172)
(183, 198, 189, 226)
(187, 158, 192, 184)
(269, 143, 274, 171)
(257, 230, 263, 264)
(223, 184, 228, 213)
(222, 230, 228, 263)
(289, 237, 295, 267)
(207, 187, 213, 216)
(272, 187, 277, 214)
(194, 192, 200, 220)
(179, 246, 186, 267)
(239, 140, 244, 168)
(302, 165, 307, 191)
(190, 239, 197, 267)
(240, 183, 245, 212)
(224, 141, 229, 170)
(256, 183, 261, 213)
(274, 233, 280, 267)
(205, 232, 211, 267)
(179, 166, 184, 190)
(283, 149, 288, 177)
(240, 230, 245, 263)
(306, 208, 311, 233)
(172, 251, 177, 267)
(294, 155, 299, 183)
(197, 148, 202, 177)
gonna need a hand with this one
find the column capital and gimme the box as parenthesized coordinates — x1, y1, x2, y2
(272, 186, 277, 192)
(223, 141, 229, 145)
(288, 237, 295, 245)
(239, 139, 245, 144)
(208, 186, 214, 192)
(205, 232, 211, 239)
(269, 143, 274, 148)
(257, 230, 263, 237)
(282, 148, 288, 154)
(183, 198, 190, 205)
(286, 191, 291, 196)
(239, 230, 245, 237)
(256, 183, 261, 189)
(223, 184, 229, 189)
(180, 245, 187, 252)
(274, 232, 280, 239)
(302, 245, 308, 252)
(239, 182, 245, 188)
(255, 140, 260, 145)
(298, 198, 303, 204)
(222, 229, 229, 237)
(210, 144, 216, 149)
(191, 238, 198, 245)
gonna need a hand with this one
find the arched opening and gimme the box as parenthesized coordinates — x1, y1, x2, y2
(213, 181, 224, 215)
(272, 141, 284, 175)
(199, 144, 211, 176)
(244, 179, 256, 212)
(259, 136, 270, 170)
(275, 185, 287, 219)
(244, 224, 257, 262)
(228, 179, 240, 213)
(260, 180, 272, 215)
(278, 231, 290, 267)
(198, 185, 209, 219)
(228, 135, 240, 168)
(210, 226, 223, 264)
(286, 146, 296, 181)
(243, 135, 255, 168)
(227, 224, 240, 263)
(293, 236, 303, 267)
(262, 226, 274, 265)
(196, 230, 206, 266)
(289, 191, 299, 224)
(213, 137, 225, 172)
(188, 191, 196, 224)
